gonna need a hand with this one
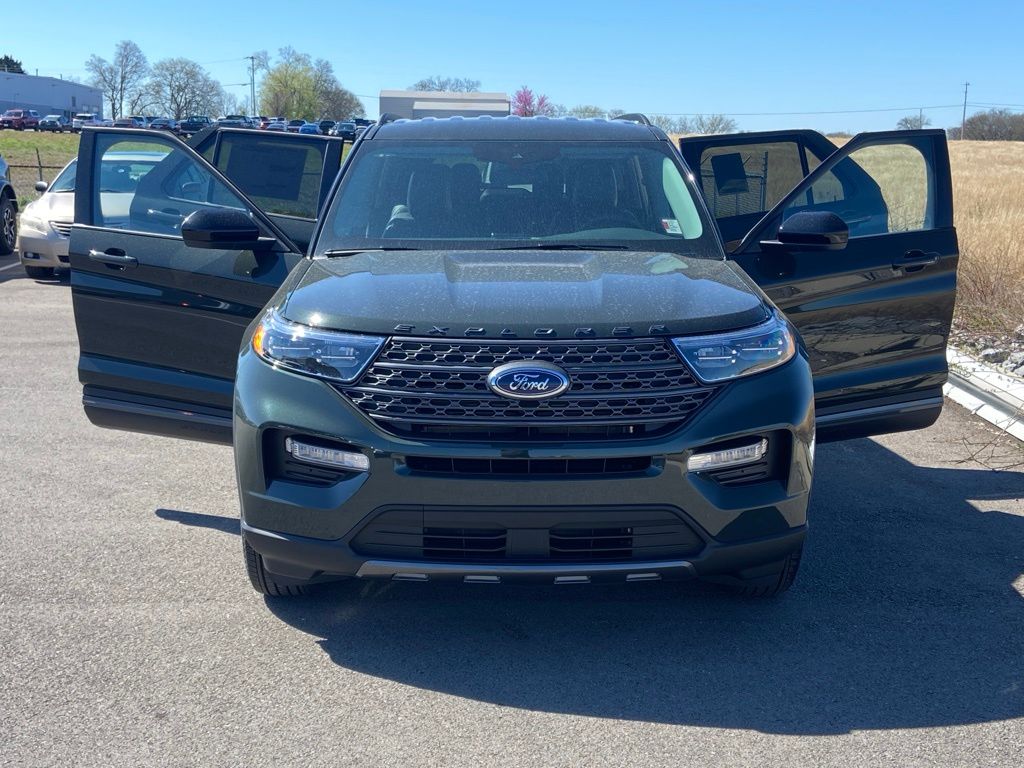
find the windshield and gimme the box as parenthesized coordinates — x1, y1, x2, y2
(316, 140, 716, 255)
(49, 161, 77, 193)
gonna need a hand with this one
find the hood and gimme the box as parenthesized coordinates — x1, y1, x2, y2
(24, 191, 74, 223)
(282, 250, 770, 339)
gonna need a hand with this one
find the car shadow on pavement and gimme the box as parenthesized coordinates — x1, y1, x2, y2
(155, 507, 240, 535)
(260, 437, 1024, 735)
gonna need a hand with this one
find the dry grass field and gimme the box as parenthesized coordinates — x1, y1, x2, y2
(2, 130, 1022, 332)
(946, 140, 1024, 333)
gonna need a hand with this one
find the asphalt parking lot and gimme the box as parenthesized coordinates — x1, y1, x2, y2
(3, 259, 1024, 767)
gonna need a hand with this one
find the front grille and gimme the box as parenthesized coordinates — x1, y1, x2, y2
(51, 221, 72, 237)
(423, 528, 507, 561)
(403, 455, 653, 476)
(350, 506, 704, 563)
(340, 338, 716, 441)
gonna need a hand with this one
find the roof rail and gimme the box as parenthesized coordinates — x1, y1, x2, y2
(612, 113, 652, 126)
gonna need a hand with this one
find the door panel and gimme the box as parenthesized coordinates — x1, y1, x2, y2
(70, 129, 306, 444)
(729, 130, 957, 441)
(190, 128, 347, 253)
(679, 130, 839, 250)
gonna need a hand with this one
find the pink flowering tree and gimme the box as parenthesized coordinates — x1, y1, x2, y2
(512, 86, 556, 117)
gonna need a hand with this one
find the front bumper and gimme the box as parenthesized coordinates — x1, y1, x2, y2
(234, 344, 815, 584)
(17, 226, 68, 268)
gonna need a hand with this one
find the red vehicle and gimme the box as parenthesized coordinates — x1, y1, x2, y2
(1, 109, 41, 130)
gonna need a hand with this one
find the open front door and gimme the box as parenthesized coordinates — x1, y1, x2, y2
(723, 129, 958, 441)
(69, 128, 309, 444)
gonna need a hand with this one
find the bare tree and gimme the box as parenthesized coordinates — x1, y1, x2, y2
(649, 115, 691, 134)
(85, 41, 149, 119)
(897, 113, 932, 130)
(147, 58, 224, 119)
(409, 76, 481, 92)
(567, 104, 606, 118)
(690, 113, 738, 134)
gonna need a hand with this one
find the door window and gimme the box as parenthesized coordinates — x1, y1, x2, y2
(698, 141, 807, 221)
(94, 134, 248, 235)
(784, 141, 934, 237)
(207, 133, 329, 219)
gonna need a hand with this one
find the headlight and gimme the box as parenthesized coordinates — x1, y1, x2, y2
(672, 312, 795, 383)
(18, 215, 47, 233)
(251, 309, 384, 383)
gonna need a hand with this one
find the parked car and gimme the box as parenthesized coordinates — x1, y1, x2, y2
(66, 117, 958, 598)
(318, 119, 336, 135)
(255, 116, 271, 129)
(113, 117, 145, 128)
(17, 151, 164, 279)
(72, 113, 102, 132)
(265, 121, 287, 132)
(129, 115, 150, 128)
(285, 119, 306, 133)
(39, 115, 70, 132)
(297, 122, 321, 135)
(148, 117, 179, 133)
(0, 153, 17, 256)
(1, 109, 41, 130)
(178, 115, 213, 135)
(329, 121, 356, 140)
(218, 115, 254, 129)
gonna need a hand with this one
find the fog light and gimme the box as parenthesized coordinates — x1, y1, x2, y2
(285, 437, 370, 472)
(687, 438, 768, 472)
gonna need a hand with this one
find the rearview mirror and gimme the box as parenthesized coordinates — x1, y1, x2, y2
(181, 208, 267, 250)
(765, 211, 849, 251)
(35, 181, 48, 193)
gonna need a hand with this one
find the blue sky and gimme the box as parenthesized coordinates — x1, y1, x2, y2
(5, 0, 1022, 132)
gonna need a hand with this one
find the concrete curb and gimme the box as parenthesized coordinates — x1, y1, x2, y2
(945, 347, 1024, 442)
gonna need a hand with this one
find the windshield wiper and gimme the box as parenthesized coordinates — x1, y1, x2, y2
(490, 243, 630, 251)
(321, 247, 421, 257)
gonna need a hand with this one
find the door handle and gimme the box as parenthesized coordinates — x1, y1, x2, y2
(893, 250, 939, 271)
(88, 248, 138, 268)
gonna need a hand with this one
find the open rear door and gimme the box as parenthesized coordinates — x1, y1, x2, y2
(69, 128, 311, 444)
(715, 129, 957, 441)
(679, 130, 840, 251)
(188, 127, 347, 253)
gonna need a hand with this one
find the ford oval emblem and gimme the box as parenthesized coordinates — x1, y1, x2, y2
(486, 360, 571, 401)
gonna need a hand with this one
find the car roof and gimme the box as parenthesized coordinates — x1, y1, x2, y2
(369, 115, 667, 141)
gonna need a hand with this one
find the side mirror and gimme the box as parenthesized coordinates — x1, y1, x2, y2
(35, 181, 49, 193)
(181, 208, 268, 250)
(765, 211, 849, 251)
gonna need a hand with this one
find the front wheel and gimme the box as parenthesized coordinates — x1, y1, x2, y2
(0, 197, 17, 256)
(732, 544, 803, 597)
(243, 538, 312, 596)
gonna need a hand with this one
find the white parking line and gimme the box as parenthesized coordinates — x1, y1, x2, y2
(0, 261, 22, 272)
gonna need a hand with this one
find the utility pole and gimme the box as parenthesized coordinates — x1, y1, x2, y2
(245, 56, 257, 116)
(961, 81, 970, 140)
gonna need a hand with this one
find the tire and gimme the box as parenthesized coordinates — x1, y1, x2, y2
(243, 537, 311, 596)
(0, 196, 17, 256)
(733, 544, 803, 597)
(24, 265, 55, 279)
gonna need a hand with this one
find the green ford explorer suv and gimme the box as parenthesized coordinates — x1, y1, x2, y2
(67, 116, 958, 597)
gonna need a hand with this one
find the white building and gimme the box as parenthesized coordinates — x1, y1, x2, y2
(0, 73, 104, 117)
(378, 90, 510, 120)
